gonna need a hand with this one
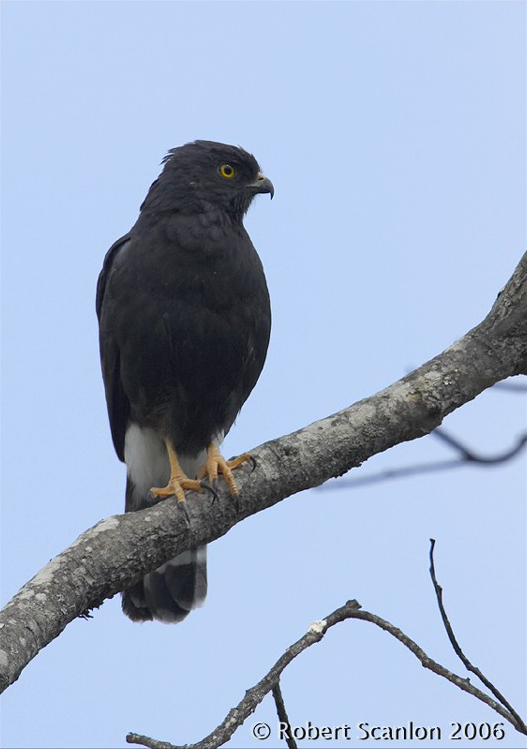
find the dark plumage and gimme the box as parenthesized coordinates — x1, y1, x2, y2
(96, 140, 272, 623)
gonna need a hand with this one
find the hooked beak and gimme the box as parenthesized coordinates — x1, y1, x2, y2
(249, 171, 275, 199)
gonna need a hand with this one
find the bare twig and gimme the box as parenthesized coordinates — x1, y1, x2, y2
(431, 428, 527, 463)
(126, 736, 174, 749)
(127, 606, 357, 749)
(321, 428, 527, 490)
(350, 609, 526, 734)
(127, 595, 527, 749)
(429, 539, 527, 733)
(272, 681, 298, 749)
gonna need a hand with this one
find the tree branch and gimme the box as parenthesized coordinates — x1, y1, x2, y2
(429, 539, 527, 732)
(320, 426, 527, 490)
(126, 595, 527, 749)
(272, 681, 298, 749)
(431, 426, 527, 464)
(1, 252, 526, 694)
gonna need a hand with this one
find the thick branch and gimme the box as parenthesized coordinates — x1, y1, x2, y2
(1, 252, 526, 694)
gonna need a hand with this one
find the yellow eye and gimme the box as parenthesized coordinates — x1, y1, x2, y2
(219, 163, 236, 179)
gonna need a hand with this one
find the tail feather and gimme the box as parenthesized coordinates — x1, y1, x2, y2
(122, 424, 208, 623)
(122, 580, 152, 622)
(122, 548, 208, 623)
(161, 548, 208, 610)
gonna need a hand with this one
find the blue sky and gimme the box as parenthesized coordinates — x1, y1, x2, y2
(1, 2, 525, 748)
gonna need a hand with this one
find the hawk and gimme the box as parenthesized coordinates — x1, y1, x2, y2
(96, 141, 273, 623)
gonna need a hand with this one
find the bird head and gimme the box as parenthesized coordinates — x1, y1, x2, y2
(141, 140, 274, 220)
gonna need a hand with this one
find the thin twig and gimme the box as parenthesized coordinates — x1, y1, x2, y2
(320, 429, 527, 490)
(127, 596, 527, 749)
(128, 606, 356, 749)
(429, 539, 527, 733)
(272, 681, 298, 749)
(126, 737, 174, 749)
(350, 608, 526, 733)
(431, 428, 527, 463)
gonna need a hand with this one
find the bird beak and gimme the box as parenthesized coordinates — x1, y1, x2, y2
(249, 172, 275, 199)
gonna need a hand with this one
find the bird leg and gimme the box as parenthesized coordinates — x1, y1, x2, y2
(197, 442, 252, 495)
(150, 440, 202, 503)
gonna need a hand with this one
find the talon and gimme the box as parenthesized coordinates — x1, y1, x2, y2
(179, 501, 191, 525)
(249, 455, 257, 472)
(150, 440, 202, 503)
(197, 443, 252, 496)
(200, 478, 219, 503)
(231, 492, 240, 513)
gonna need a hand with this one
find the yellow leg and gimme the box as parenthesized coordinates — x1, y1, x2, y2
(197, 442, 252, 495)
(150, 441, 202, 503)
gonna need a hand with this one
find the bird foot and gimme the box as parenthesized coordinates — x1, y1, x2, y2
(197, 444, 252, 495)
(150, 475, 202, 504)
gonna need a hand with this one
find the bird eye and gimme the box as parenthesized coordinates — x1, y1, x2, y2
(219, 164, 236, 179)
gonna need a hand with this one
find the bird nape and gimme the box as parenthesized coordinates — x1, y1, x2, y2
(96, 140, 273, 623)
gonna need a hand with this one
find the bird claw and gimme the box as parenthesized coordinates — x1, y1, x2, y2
(229, 491, 240, 514)
(200, 478, 219, 504)
(178, 500, 191, 526)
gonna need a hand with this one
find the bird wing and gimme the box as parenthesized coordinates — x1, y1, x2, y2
(96, 234, 132, 462)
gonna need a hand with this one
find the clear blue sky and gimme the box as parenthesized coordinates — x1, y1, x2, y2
(1, 2, 525, 748)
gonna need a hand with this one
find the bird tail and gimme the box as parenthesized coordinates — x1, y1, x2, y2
(121, 426, 207, 623)
(122, 542, 207, 623)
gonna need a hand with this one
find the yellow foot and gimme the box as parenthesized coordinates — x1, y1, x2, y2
(150, 475, 201, 503)
(150, 440, 202, 503)
(197, 443, 252, 495)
